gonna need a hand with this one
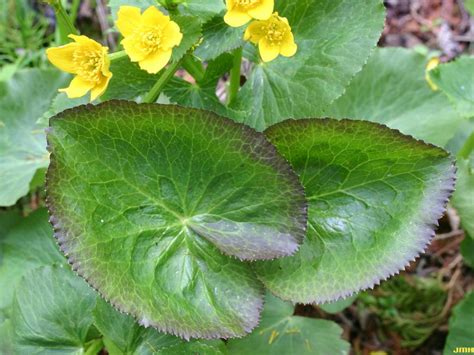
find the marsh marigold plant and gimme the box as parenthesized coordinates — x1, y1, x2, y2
(224, 0, 274, 27)
(46, 35, 112, 101)
(116, 6, 183, 74)
(244, 12, 297, 62)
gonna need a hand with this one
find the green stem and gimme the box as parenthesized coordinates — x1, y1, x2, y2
(143, 59, 183, 103)
(52, 0, 78, 44)
(84, 339, 103, 355)
(182, 55, 205, 82)
(70, 0, 81, 24)
(228, 47, 242, 105)
(108, 50, 127, 61)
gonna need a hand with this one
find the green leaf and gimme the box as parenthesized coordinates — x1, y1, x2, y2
(0, 209, 66, 311)
(444, 292, 474, 355)
(46, 101, 307, 339)
(0, 210, 22, 238)
(194, 16, 244, 61)
(461, 237, 474, 268)
(170, 16, 202, 62)
(103, 56, 157, 101)
(429, 56, 474, 118)
(232, 0, 385, 131)
(254, 119, 455, 303)
(108, 0, 156, 21)
(324, 48, 464, 147)
(465, 0, 474, 16)
(12, 265, 100, 354)
(452, 151, 474, 238)
(227, 294, 350, 355)
(38, 92, 90, 126)
(0, 319, 13, 355)
(176, 0, 225, 22)
(93, 298, 180, 354)
(159, 340, 227, 354)
(319, 294, 357, 314)
(0, 69, 68, 206)
(165, 53, 245, 120)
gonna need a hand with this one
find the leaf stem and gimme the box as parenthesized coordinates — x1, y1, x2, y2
(228, 47, 242, 105)
(182, 55, 205, 82)
(52, 0, 79, 43)
(84, 339, 103, 355)
(70, 0, 81, 23)
(143, 59, 183, 103)
(108, 50, 128, 61)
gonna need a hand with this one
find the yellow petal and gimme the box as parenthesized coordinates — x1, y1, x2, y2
(226, 0, 235, 11)
(46, 43, 78, 74)
(68, 34, 101, 50)
(247, 0, 273, 20)
(90, 73, 112, 101)
(244, 21, 265, 43)
(139, 50, 172, 74)
(101, 52, 113, 78)
(224, 8, 252, 27)
(259, 38, 279, 62)
(116, 6, 142, 37)
(280, 32, 297, 57)
(161, 21, 183, 49)
(121, 36, 148, 62)
(59, 76, 94, 99)
(142, 6, 170, 28)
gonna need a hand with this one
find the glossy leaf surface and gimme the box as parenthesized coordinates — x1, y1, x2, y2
(255, 119, 455, 303)
(46, 101, 306, 339)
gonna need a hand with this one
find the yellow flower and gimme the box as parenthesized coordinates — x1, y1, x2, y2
(224, 0, 274, 27)
(425, 57, 440, 91)
(244, 12, 297, 63)
(116, 6, 183, 74)
(46, 35, 112, 101)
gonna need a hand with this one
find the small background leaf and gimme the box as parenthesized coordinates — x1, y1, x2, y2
(429, 56, 474, 118)
(226, 294, 350, 355)
(443, 292, 474, 355)
(323, 48, 464, 147)
(12, 265, 100, 354)
(194, 16, 244, 61)
(0, 69, 68, 206)
(319, 294, 357, 314)
(232, 0, 386, 131)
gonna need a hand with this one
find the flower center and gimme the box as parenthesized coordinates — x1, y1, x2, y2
(264, 21, 287, 46)
(73, 49, 103, 83)
(139, 28, 162, 54)
(236, 0, 260, 9)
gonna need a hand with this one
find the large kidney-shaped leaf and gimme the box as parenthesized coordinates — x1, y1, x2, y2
(46, 101, 306, 339)
(227, 294, 349, 355)
(0, 69, 68, 206)
(323, 48, 464, 147)
(232, 0, 385, 131)
(12, 265, 100, 354)
(254, 119, 455, 303)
